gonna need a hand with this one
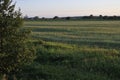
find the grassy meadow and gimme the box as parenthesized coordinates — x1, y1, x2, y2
(21, 20, 120, 80)
(25, 21, 120, 49)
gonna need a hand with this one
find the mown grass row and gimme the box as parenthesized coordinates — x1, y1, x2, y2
(24, 21, 120, 49)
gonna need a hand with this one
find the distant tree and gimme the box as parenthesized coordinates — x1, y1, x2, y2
(33, 16, 39, 20)
(99, 15, 103, 19)
(99, 15, 102, 18)
(42, 17, 45, 20)
(103, 16, 108, 20)
(53, 16, 59, 19)
(113, 15, 117, 20)
(0, 0, 36, 80)
(89, 14, 93, 19)
(66, 17, 70, 20)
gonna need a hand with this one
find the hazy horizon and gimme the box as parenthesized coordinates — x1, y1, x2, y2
(14, 0, 120, 18)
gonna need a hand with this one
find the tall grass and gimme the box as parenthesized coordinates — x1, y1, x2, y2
(18, 40, 120, 80)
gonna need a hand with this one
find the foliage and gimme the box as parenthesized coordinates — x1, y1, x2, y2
(0, 0, 36, 75)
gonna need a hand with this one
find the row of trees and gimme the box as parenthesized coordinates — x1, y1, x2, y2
(0, 0, 36, 80)
(24, 15, 120, 20)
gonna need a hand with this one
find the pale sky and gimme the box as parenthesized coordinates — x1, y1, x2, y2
(14, 0, 120, 18)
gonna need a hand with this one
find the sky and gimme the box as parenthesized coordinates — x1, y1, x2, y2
(14, 0, 120, 18)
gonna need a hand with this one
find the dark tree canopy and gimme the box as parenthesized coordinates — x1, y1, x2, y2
(0, 0, 36, 76)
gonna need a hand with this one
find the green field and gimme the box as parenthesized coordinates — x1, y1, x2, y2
(25, 21, 120, 49)
(21, 21, 120, 80)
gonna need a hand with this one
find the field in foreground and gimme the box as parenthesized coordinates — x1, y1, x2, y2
(18, 20, 120, 80)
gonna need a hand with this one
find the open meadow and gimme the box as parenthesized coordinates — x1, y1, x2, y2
(25, 20, 120, 49)
(21, 20, 120, 80)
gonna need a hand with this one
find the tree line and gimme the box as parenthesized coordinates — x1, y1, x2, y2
(24, 15, 120, 21)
